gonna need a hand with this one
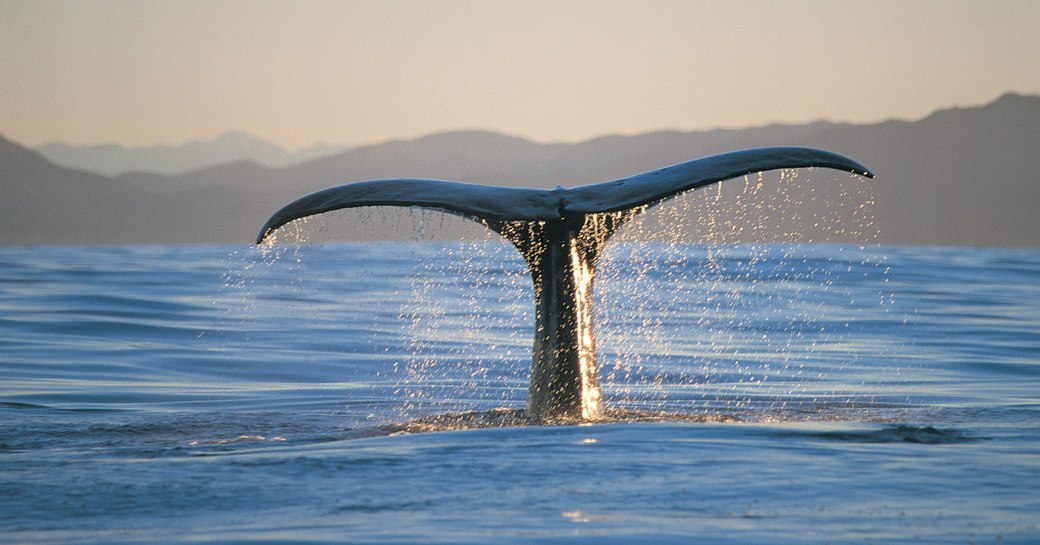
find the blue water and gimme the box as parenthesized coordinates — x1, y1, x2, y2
(1, 242, 1038, 544)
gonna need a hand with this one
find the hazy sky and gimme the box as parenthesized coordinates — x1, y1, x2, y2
(2, 0, 1038, 149)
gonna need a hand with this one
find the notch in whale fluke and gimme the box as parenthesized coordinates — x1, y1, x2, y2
(255, 147, 873, 244)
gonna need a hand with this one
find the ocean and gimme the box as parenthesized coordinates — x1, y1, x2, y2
(1, 240, 1038, 544)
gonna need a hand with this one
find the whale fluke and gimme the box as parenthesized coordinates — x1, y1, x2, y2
(256, 147, 872, 244)
(257, 147, 874, 422)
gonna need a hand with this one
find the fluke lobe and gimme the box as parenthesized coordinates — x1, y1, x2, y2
(257, 147, 874, 423)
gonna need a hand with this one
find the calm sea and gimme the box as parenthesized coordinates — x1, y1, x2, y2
(1, 242, 1038, 544)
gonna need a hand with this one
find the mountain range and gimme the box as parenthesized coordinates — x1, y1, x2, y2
(35, 131, 347, 176)
(2, 93, 1038, 247)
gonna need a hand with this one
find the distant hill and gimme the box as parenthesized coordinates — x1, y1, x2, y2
(2, 93, 1038, 247)
(35, 131, 347, 176)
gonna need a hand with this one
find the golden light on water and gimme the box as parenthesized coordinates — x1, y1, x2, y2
(570, 236, 602, 420)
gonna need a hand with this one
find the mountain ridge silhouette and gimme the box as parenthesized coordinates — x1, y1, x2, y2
(2, 93, 1037, 246)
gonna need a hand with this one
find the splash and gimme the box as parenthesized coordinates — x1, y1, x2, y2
(366, 407, 742, 437)
(595, 169, 890, 418)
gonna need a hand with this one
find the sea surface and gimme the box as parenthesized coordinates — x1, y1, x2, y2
(1, 241, 1038, 544)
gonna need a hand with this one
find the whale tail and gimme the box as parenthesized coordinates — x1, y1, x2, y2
(257, 147, 874, 422)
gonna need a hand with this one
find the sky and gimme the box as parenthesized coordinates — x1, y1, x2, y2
(2, 0, 1038, 150)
